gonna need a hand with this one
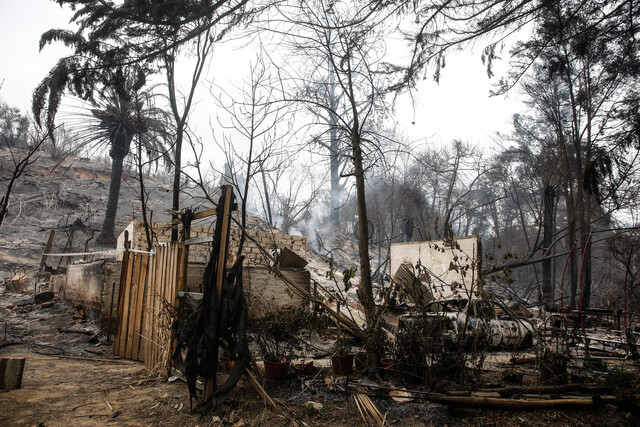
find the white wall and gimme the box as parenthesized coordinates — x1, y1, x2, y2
(390, 236, 480, 296)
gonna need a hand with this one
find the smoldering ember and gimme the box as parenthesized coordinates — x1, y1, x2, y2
(1, 1, 640, 426)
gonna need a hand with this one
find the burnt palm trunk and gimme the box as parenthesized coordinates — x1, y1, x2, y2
(96, 154, 125, 247)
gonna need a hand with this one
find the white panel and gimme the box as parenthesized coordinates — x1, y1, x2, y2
(390, 235, 480, 295)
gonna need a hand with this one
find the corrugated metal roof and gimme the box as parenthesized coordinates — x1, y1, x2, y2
(278, 247, 308, 268)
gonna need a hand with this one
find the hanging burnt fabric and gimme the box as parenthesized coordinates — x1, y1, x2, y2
(172, 187, 250, 413)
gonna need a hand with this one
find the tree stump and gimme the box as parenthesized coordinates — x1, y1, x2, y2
(0, 358, 25, 390)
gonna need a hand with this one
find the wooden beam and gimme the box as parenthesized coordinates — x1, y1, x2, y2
(428, 395, 596, 410)
(193, 208, 217, 220)
(215, 188, 232, 308)
(246, 369, 276, 408)
(125, 253, 142, 359)
(184, 236, 215, 246)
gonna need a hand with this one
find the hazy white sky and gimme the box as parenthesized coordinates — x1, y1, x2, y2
(0, 0, 525, 152)
(0, 1, 73, 113)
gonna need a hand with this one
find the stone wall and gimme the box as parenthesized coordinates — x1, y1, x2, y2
(117, 219, 307, 267)
(244, 267, 311, 312)
(185, 264, 206, 293)
(44, 221, 311, 334)
(50, 259, 207, 332)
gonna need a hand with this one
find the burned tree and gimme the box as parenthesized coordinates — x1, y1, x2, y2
(0, 108, 49, 231)
(63, 68, 170, 247)
(275, 0, 396, 363)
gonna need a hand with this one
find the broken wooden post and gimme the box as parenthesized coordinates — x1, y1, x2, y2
(204, 186, 233, 401)
(112, 240, 131, 357)
(192, 189, 275, 409)
(0, 358, 25, 391)
(59, 228, 75, 267)
(39, 229, 55, 271)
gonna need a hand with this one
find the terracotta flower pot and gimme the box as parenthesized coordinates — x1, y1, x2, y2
(263, 357, 290, 381)
(331, 354, 354, 376)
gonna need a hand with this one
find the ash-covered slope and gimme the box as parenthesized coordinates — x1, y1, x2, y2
(0, 147, 175, 276)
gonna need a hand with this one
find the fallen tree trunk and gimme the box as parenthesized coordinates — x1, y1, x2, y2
(427, 395, 598, 410)
(343, 380, 608, 411)
(480, 383, 612, 397)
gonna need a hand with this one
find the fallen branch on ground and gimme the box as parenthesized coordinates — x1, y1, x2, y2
(57, 327, 95, 336)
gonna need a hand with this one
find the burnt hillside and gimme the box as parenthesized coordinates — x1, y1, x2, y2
(0, 147, 175, 277)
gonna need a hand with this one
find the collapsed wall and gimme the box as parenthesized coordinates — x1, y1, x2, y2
(244, 267, 311, 309)
(117, 220, 309, 297)
(117, 219, 307, 266)
(47, 220, 310, 331)
(50, 260, 121, 330)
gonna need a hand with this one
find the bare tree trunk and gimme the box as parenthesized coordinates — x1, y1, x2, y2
(352, 130, 378, 363)
(260, 169, 273, 227)
(582, 64, 594, 308)
(566, 193, 578, 309)
(96, 155, 125, 247)
(583, 191, 592, 307)
(330, 123, 341, 228)
(576, 169, 589, 309)
(324, 28, 342, 230)
(137, 137, 153, 250)
(563, 45, 584, 310)
(542, 184, 555, 306)
(164, 32, 212, 242)
(0, 134, 47, 230)
(171, 125, 183, 242)
(442, 143, 460, 238)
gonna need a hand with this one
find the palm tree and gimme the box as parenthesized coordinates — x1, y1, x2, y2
(84, 72, 169, 247)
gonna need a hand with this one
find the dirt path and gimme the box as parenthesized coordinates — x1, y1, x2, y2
(0, 352, 204, 426)
(0, 293, 633, 426)
(1, 349, 632, 427)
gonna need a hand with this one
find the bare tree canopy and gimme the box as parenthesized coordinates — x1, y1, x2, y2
(33, 0, 259, 134)
(387, 0, 640, 93)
